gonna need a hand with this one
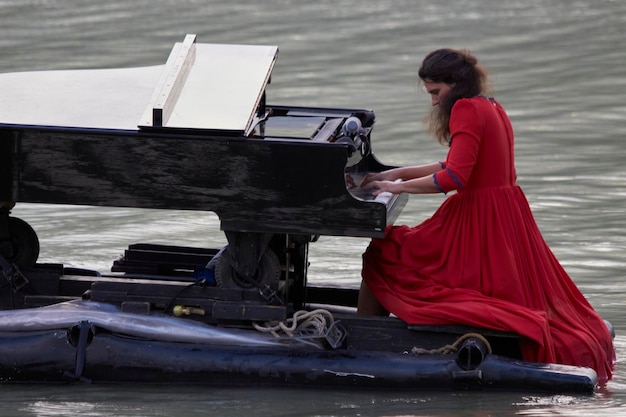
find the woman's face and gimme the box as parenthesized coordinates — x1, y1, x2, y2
(423, 81, 454, 107)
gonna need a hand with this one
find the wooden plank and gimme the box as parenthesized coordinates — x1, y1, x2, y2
(89, 280, 243, 301)
(151, 34, 197, 127)
(212, 301, 286, 321)
(127, 243, 218, 255)
(139, 41, 278, 132)
(122, 248, 212, 264)
(0, 36, 277, 132)
(0, 65, 163, 130)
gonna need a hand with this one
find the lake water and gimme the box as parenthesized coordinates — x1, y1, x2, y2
(1, 0, 626, 415)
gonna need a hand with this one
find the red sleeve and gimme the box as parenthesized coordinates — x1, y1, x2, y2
(433, 99, 483, 193)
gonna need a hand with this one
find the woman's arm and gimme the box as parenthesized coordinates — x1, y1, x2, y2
(360, 162, 443, 196)
(362, 174, 440, 196)
(360, 162, 442, 186)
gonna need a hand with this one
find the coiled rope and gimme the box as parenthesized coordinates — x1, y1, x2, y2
(411, 332, 492, 356)
(253, 309, 335, 338)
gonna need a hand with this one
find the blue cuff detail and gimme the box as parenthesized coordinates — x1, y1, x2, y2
(446, 168, 464, 189)
(433, 173, 446, 194)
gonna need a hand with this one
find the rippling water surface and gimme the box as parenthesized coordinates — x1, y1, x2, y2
(2, 0, 626, 415)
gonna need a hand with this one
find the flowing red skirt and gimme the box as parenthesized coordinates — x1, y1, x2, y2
(362, 185, 614, 382)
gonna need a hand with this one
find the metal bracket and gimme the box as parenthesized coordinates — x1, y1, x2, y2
(0, 254, 28, 293)
(223, 231, 273, 281)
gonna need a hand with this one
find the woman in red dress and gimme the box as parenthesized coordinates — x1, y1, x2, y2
(357, 49, 614, 382)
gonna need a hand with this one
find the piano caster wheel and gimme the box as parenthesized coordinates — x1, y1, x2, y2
(215, 248, 281, 292)
(0, 217, 40, 266)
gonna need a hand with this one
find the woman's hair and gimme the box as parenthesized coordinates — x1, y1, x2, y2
(418, 49, 489, 145)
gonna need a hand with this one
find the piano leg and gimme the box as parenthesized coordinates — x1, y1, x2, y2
(214, 231, 311, 308)
(215, 231, 282, 303)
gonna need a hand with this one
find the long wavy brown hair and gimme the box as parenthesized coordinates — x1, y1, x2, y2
(418, 49, 490, 145)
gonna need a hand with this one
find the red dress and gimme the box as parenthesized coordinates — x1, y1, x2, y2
(362, 96, 615, 382)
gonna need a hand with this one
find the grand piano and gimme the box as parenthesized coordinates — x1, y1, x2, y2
(0, 35, 407, 313)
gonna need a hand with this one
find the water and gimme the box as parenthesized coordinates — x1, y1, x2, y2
(1, 0, 626, 415)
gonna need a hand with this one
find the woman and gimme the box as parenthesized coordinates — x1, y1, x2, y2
(357, 48, 614, 382)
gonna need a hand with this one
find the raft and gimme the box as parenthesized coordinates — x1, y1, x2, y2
(0, 293, 598, 392)
(0, 244, 602, 393)
(0, 35, 607, 393)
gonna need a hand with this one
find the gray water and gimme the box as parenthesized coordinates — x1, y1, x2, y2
(1, 0, 626, 415)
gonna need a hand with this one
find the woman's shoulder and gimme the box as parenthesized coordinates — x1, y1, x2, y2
(455, 95, 497, 107)
(451, 97, 481, 115)
(452, 96, 502, 115)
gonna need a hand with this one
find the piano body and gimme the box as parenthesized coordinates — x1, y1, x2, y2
(0, 35, 407, 309)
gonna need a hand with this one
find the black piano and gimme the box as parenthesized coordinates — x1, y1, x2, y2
(0, 35, 407, 312)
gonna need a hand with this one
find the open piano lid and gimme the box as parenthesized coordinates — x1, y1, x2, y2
(0, 35, 278, 133)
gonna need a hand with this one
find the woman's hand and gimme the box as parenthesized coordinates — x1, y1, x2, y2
(358, 163, 445, 196)
(345, 174, 357, 188)
(361, 179, 401, 196)
(360, 170, 395, 188)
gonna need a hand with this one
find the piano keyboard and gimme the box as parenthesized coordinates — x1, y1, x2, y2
(347, 173, 401, 205)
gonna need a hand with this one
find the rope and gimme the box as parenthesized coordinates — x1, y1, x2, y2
(253, 309, 335, 338)
(411, 332, 492, 356)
